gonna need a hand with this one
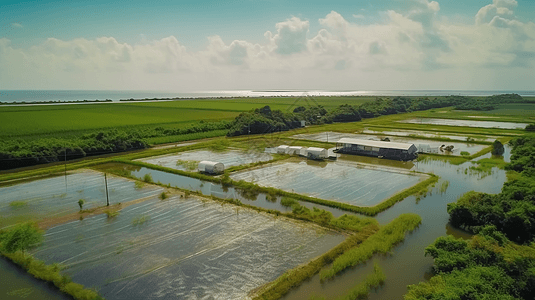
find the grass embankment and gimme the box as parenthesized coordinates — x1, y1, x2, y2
(312, 261, 386, 300)
(112, 159, 438, 216)
(2, 252, 104, 300)
(252, 224, 379, 300)
(320, 213, 422, 281)
(0, 223, 104, 300)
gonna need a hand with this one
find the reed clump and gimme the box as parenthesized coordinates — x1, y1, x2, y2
(320, 213, 422, 281)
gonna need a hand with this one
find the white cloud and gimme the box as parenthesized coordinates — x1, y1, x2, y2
(11, 23, 23, 28)
(0, 0, 533, 90)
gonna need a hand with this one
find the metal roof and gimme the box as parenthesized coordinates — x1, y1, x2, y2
(337, 138, 415, 151)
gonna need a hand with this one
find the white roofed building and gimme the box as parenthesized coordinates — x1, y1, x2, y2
(336, 138, 418, 161)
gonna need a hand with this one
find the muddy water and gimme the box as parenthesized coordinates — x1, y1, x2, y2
(281, 157, 508, 300)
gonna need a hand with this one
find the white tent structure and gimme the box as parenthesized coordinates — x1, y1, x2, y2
(306, 147, 328, 160)
(287, 146, 307, 156)
(198, 161, 224, 174)
(277, 145, 290, 154)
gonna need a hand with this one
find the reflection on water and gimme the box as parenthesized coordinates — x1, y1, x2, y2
(282, 157, 507, 300)
(401, 118, 528, 129)
(0, 257, 71, 300)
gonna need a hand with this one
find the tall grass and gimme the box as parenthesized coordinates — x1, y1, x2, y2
(320, 213, 422, 281)
(252, 224, 379, 300)
(335, 261, 386, 300)
(0, 251, 104, 300)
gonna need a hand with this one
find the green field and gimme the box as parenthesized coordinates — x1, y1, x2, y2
(0, 96, 375, 140)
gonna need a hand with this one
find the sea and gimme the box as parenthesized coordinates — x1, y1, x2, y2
(0, 90, 534, 104)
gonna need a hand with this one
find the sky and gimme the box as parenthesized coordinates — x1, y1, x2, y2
(0, 0, 534, 91)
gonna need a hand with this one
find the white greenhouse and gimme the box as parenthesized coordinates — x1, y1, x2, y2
(287, 146, 307, 156)
(306, 147, 328, 160)
(198, 161, 225, 174)
(277, 145, 290, 154)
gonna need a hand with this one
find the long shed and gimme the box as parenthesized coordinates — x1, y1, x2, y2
(306, 147, 328, 160)
(336, 138, 418, 161)
(198, 161, 225, 174)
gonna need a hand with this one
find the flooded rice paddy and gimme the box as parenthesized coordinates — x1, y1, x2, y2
(138, 149, 272, 171)
(400, 118, 528, 129)
(281, 156, 508, 300)
(0, 170, 162, 229)
(33, 195, 344, 300)
(230, 161, 425, 206)
(361, 129, 497, 142)
(291, 132, 487, 155)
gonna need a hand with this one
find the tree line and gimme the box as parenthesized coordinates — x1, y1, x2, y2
(406, 134, 535, 299)
(227, 94, 531, 137)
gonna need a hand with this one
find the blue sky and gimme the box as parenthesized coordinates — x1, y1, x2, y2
(0, 0, 534, 91)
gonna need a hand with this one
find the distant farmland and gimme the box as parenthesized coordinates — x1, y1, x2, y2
(0, 96, 375, 140)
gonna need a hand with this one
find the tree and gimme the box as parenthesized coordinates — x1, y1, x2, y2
(78, 199, 85, 211)
(0, 222, 44, 253)
(492, 140, 505, 156)
(526, 124, 535, 132)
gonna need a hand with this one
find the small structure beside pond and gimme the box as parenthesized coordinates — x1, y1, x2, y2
(336, 138, 418, 161)
(306, 147, 328, 160)
(198, 161, 224, 174)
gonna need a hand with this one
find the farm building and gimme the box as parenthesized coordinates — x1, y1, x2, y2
(288, 146, 307, 156)
(336, 138, 418, 161)
(198, 161, 225, 174)
(306, 147, 328, 160)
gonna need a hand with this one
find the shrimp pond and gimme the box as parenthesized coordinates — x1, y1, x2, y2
(400, 118, 529, 129)
(31, 195, 343, 300)
(230, 161, 426, 206)
(138, 149, 272, 171)
(0, 134, 515, 300)
(0, 171, 163, 229)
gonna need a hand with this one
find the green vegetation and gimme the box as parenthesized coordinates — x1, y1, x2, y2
(142, 173, 153, 183)
(0, 223, 104, 300)
(491, 140, 505, 155)
(132, 214, 150, 226)
(447, 135, 535, 244)
(159, 192, 168, 200)
(176, 159, 199, 170)
(320, 213, 422, 281)
(313, 261, 386, 300)
(0, 222, 43, 253)
(9, 200, 28, 208)
(526, 124, 535, 131)
(460, 151, 470, 156)
(405, 226, 535, 300)
(280, 197, 298, 207)
(134, 181, 145, 189)
(252, 223, 379, 300)
(105, 210, 120, 218)
(78, 199, 85, 211)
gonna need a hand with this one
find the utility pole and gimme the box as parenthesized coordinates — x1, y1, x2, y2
(104, 173, 110, 206)
(64, 146, 67, 190)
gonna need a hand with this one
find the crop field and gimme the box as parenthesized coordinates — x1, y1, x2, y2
(32, 195, 344, 300)
(138, 149, 272, 171)
(0, 170, 162, 229)
(0, 96, 374, 139)
(291, 131, 488, 156)
(230, 161, 425, 206)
